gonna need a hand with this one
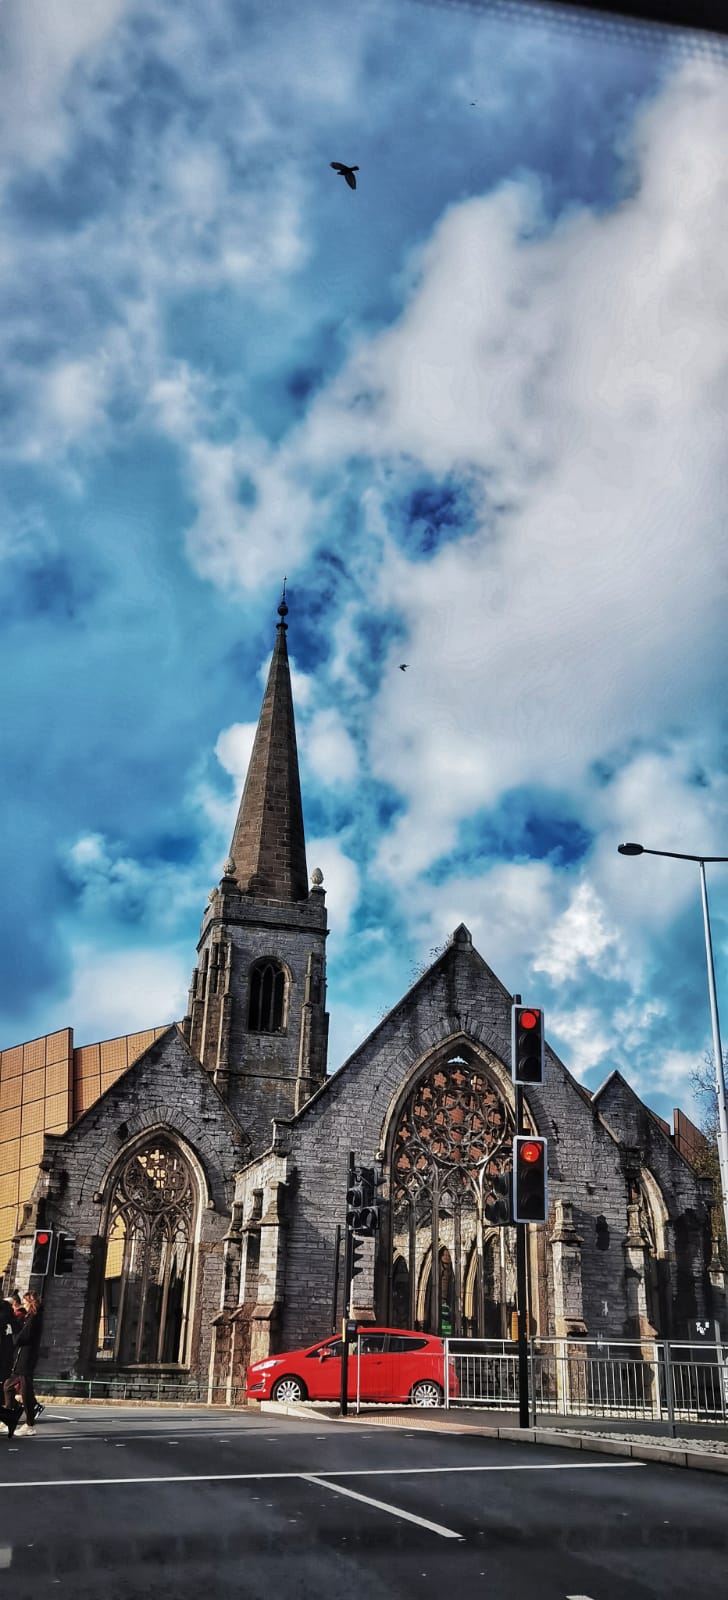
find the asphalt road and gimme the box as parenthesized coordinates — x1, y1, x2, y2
(0, 1405, 726, 1599)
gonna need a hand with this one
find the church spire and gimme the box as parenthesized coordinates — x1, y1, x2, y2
(227, 587, 309, 902)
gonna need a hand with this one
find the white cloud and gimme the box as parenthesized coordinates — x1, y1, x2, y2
(214, 723, 257, 794)
(0, 0, 127, 173)
(534, 881, 623, 983)
(273, 57, 728, 918)
(307, 838, 360, 934)
(182, 437, 316, 591)
(66, 942, 187, 1044)
(402, 860, 565, 979)
(44, 358, 109, 441)
(548, 1005, 614, 1078)
(305, 709, 359, 786)
(64, 832, 204, 929)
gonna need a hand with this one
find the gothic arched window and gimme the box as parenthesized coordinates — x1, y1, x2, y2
(248, 960, 287, 1032)
(388, 1052, 516, 1338)
(96, 1138, 197, 1367)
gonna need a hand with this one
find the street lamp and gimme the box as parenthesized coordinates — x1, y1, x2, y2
(617, 842, 728, 1255)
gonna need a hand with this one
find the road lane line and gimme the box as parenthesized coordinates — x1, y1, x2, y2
(0, 1461, 644, 1491)
(302, 1474, 463, 1539)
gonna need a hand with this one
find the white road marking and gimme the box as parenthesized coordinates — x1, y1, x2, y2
(566, 1594, 597, 1598)
(0, 1461, 644, 1491)
(303, 1474, 463, 1540)
(8, 1427, 280, 1444)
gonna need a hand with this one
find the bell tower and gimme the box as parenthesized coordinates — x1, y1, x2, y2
(183, 591, 329, 1151)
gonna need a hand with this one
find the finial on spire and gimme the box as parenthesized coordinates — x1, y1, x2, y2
(278, 576, 288, 627)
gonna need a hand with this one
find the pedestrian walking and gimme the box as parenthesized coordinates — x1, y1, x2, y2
(0, 1297, 15, 1385)
(2, 1292, 43, 1437)
(0, 1295, 24, 1438)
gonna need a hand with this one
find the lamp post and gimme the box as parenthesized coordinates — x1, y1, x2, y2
(617, 843, 728, 1255)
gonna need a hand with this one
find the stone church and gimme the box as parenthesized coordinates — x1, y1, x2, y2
(4, 598, 725, 1394)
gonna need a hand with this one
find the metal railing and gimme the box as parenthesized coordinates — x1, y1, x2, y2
(443, 1337, 728, 1423)
(34, 1375, 247, 1407)
(34, 1337, 728, 1424)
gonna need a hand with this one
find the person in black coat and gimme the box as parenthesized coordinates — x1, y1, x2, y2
(2, 1292, 42, 1437)
(0, 1298, 15, 1385)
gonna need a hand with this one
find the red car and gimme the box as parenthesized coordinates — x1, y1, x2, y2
(246, 1327, 456, 1407)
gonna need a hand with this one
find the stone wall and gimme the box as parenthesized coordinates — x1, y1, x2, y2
(594, 1072, 718, 1336)
(19, 1027, 247, 1379)
(236, 926, 641, 1353)
(186, 884, 328, 1153)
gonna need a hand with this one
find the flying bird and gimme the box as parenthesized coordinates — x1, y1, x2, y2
(331, 161, 359, 190)
(399, 664, 408, 672)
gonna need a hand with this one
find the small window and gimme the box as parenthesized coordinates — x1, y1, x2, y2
(389, 1335, 429, 1353)
(248, 960, 286, 1032)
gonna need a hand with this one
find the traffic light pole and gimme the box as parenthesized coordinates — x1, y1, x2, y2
(515, 1083, 530, 1429)
(331, 1224, 341, 1334)
(340, 1151, 355, 1417)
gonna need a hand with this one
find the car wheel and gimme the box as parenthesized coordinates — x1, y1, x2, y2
(410, 1379, 443, 1407)
(270, 1375, 307, 1404)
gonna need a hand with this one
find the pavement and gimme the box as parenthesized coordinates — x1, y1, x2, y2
(0, 1403, 727, 1599)
(260, 1400, 728, 1473)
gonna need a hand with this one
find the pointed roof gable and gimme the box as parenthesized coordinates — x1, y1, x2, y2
(227, 595, 309, 902)
(592, 1068, 700, 1173)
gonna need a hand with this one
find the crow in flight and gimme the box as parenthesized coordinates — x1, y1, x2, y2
(331, 161, 359, 190)
(399, 664, 408, 672)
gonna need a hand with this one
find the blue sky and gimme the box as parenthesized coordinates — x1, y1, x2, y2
(1, 0, 726, 1127)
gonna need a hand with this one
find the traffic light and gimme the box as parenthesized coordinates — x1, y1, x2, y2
(54, 1232, 76, 1276)
(347, 1166, 379, 1235)
(512, 1004, 545, 1085)
(483, 1168, 511, 1226)
(30, 1228, 54, 1276)
(513, 1136, 548, 1223)
(351, 1235, 364, 1279)
(346, 1177, 365, 1225)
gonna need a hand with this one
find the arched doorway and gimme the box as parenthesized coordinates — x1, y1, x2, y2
(387, 1050, 516, 1336)
(96, 1137, 198, 1367)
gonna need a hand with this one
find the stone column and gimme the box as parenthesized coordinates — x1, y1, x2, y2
(550, 1200, 587, 1413)
(249, 1181, 288, 1364)
(708, 1239, 727, 1337)
(624, 1202, 657, 1339)
(550, 1200, 586, 1336)
(209, 1202, 244, 1403)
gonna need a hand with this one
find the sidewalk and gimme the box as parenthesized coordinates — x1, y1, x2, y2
(260, 1400, 728, 1475)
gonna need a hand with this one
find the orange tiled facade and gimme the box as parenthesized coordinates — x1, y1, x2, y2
(0, 1025, 168, 1277)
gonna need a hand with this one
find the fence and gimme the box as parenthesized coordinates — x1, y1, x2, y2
(443, 1337, 728, 1424)
(34, 1337, 728, 1423)
(34, 1375, 247, 1407)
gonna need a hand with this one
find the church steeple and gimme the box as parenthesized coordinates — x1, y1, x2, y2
(183, 586, 329, 1149)
(227, 590, 309, 902)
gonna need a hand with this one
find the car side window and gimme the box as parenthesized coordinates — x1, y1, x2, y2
(359, 1333, 386, 1354)
(307, 1339, 344, 1359)
(388, 1336, 429, 1352)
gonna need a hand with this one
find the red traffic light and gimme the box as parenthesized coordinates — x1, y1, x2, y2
(513, 1135, 548, 1223)
(30, 1227, 55, 1274)
(511, 1003, 545, 1085)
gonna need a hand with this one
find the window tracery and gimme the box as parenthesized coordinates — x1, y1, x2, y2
(248, 960, 286, 1032)
(388, 1053, 516, 1337)
(96, 1138, 197, 1367)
